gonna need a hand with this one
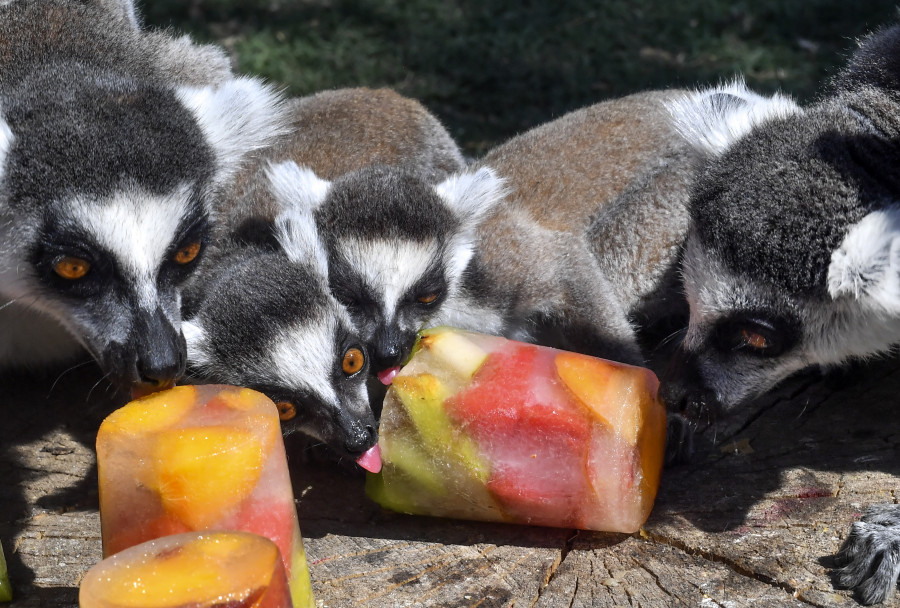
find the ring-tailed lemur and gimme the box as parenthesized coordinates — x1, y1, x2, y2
(0, 0, 285, 394)
(183, 88, 466, 460)
(435, 90, 706, 366)
(282, 89, 790, 385)
(662, 23, 900, 605)
(183, 162, 377, 461)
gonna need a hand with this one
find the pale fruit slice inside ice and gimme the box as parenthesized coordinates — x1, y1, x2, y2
(393, 372, 489, 482)
(418, 328, 488, 379)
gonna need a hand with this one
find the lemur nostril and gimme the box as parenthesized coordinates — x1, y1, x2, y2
(345, 424, 378, 454)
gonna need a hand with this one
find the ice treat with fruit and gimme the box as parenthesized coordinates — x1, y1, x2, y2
(79, 531, 292, 608)
(96, 385, 314, 608)
(366, 327, 666, 532)
(0, 540, 10, 602)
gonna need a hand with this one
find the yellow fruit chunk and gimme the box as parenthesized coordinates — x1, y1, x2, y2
(151, 426, 265, 528)
(216, 387, 266, 412)
(393, 373, 489, 482)
(80, 531, 279, 608)
(419, 327, 488, 379)
(555, 352, 647, 445)
(99, 385, 197, 437)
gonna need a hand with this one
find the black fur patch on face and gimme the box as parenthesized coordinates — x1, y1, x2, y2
(3, 62, 215, 209)
(691, 93, 900, 296)
(314, 165, 459, 244)
(193, 249, 332, 367)
(709, 309, 802, 359)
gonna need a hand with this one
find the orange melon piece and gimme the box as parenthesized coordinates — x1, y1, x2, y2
(98, 385, 197, 437)
(150, 426, 266, 529)
(555, 352, 649, 445)
(79, 531, 291, 608)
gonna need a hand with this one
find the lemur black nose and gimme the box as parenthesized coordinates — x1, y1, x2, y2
(660, 347, 719, 421)
(371, 327, 406, 370)
(343, 424, 378, 456)
(133, 308, 187, 388)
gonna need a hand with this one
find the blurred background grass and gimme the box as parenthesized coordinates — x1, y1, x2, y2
(144, 0, 898, 155)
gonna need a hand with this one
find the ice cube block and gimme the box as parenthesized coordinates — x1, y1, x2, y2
(79, 531, 292, 608)
(0, 540, 10, 602)
(366, 327, 666, 532)
(96, 385, 313, 608)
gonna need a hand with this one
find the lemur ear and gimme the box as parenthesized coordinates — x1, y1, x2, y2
(264, 161, 331, 273)
(434, 166, 506, 228)
(177, 77, 287, 193)
(435, 167, 506, 283)
(265, 161, 331, 212)
(667, 79, 800, 158)
(828, 207, 900, 312)
(832, 24, 900, 94)
(0, 110, 13, 183)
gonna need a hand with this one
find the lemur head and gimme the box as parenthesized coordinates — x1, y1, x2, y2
(0, 63, 284, 393)
(183, 162, 377, 460)
(662, 39, 900, 419)
(280, 162, 505, 382)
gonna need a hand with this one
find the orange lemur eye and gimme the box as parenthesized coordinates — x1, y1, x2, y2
(53, 256, 90, 280)
(342, 347, 365, 375)
(275, 401, 297, 421)
(740, 329, 769, 350)
(417, 293, 438, 304)
(174, 242, 201, 265)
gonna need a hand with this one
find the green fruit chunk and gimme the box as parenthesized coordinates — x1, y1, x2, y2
(393, 373, 489, 483)
(0, 540, 11, 603)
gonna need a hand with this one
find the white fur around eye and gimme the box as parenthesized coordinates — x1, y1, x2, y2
(68, 182, 194, 309)
(666, 79, 800, 157)
(828, 207, 900, 312)
(339, 237, 441, 322)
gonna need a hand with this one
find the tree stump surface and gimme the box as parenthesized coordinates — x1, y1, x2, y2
(1, 355, 897, 607)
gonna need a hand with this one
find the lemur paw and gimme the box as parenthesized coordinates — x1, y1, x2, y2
(832, 504, 900, 605)
(664, 412, 695, 466)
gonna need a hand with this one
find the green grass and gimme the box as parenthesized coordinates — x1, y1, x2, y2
(144, 0, 898, 154)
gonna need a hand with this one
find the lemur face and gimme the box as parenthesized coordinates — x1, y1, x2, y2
(277, 162, 505, 382)
(662, 84, 900, 419)
(12, 184, 208, 390)
(0, 58, 285, 390)
(183, 250, 377, 460)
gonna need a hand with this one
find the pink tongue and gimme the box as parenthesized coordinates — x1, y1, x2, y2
(356, 444, 382, 473)
(377, 366, 400, 385)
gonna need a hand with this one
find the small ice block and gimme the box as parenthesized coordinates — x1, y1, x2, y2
(0, 540, 11, 602)
(366, 327, 667, 532)
(79, 531, 291, 608)
(96, 385, 314, 608)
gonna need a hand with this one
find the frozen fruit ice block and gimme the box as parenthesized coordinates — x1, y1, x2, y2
(366, 327, 666, 532)
(96, 385, 314, 608)
(79, 531, 292, 608)
(0, 540, 10, 602)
